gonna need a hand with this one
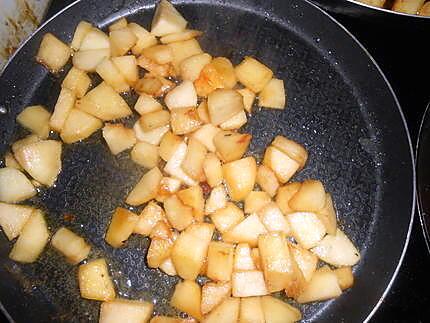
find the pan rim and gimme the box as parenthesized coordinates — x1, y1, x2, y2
(0, 0, 416, 322)
(416, 101, 430, 254)
(346, 0, 430, 19)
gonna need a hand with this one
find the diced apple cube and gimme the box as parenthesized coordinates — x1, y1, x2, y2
(171, 280, 202, 320)
(223, 157, 256, 201)
(131, 142, 159, 168)
(164, 195, 194, 231)
(296, 266, 342, 303)
(142, 45, 173, 64)
(4, 151, 22, 170)
(289, 242, 318, 282)
(164, 141, 197, 186)
(234, 243, 256, 271)
(202, 153, 223, 187)
(134, 202, 165, 236)
(137, 55, 175, 78)
(258, 202, 290, 235)
(177, 185, 205, 222)
(36, 33, 71, 72)
(134, 122, 170, 146)
(271, 136, 308, 170)
(256, 165, 279, 197)
(126, 167, 163, 206)
(207, 241, 235, 281)
(108, 18, 128, 32)
(201, 281, 231, 315)
(0, 203, 33, 240)
(0, 168, 36, 203)
(311, 229, 360, 267)
(129, 22, 158, 55)
(60, 109, 103, 144)
(50, 88, 76, 132)
(110, 27, 137, 57)
(289, 179, 326, 212)
(96, 58, 130, 92)
(99, 298, 153, 323)
(258, 78, 286, 109)
(244, 191, 271, 214)
(237, 88, 255, 113)
(168, 39, 203, 72)
(171, 223, 214, 280)
(51, 227, 91, 264)
(71, 21, 93, 50)
(62, 67, 91, 98)
(105, 208, 139, 248)
(112, 55, 139, 85)
(149, 220, 174, 241)
(194, 63, 225, 97)
(80, 28, 110, 50)
(275, 182, 301, 215)
(9, 209, 49, 263)
(151, 0, 188, 36)
(317, 193, 337, 235)
(180, 53, 212, 81)
(232, 270, 268, 297)
(211, 57, 237, 89)
(147, 237, 173, 268)
(14, 140, 62, 187)
(211, 202, 244, 233)
(17, 105, 51, 139)
(203, 297, 240, 323)
(261, 296, 302, 323)
(78, 258, 116, 301)
(287, 212, 326, 249)
(181, 138, 207, 181)
(220, 110, 247, 130)
(239, 297, 265, 323)
(258, 232, 295, 292)
(159, 257, 177, 276)
(207, 89, 244, 125)
(159, 131, 182, 161)
(171, 107, 202, 135)
(77, 82, 132, 120)
(73, 48, 111, 72)
(214, 131, 251, 162)
(334, 266, 354, 290)
(191, 124, 220, 153)
(156, 177, 182, 202)
(161, 29, 202, 44)
(140, 110, 171, 131)
(165, 80, 197, 110)
(11, 135, 40, 154)
(263, 146, 299, 184)
(205, 184, 227, 215)
(103, 123, 136, 155)
(235, 57, 273, 93)
(223, 213, 267, 247)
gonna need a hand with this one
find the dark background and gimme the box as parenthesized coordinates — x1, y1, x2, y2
(2, 0, 430, 322)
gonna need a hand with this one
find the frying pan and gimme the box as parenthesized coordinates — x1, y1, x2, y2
(0, 0, 415, 322)
(417, 102, 430, 254)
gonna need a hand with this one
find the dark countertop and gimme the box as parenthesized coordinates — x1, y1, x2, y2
(3, 1, 430, 322)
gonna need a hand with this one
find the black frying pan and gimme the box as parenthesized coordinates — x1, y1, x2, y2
(0, 0, 415, 322)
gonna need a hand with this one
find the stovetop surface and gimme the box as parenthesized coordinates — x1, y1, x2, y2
(2, 1, 430, 322)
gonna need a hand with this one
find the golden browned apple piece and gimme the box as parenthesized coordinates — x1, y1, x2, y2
(168, 39, 203, 72)
(203, 297, 240, 323)
(4, 151, 22, 170)
(287, 212, 326, 249)
(131, 142, 160, 168)
(171, 107, 202, 135)
(234, 243, 256, 271)
(244, 191, 271, 214)
(60, 109, 103, 144)
(9, 209, 49, 263)
(207, 89, 244, 125)
(14, 140, 62, 187)
(206, 241, 235, 281)
(159, 131, 181, 162)
(177, 185, 205, 222)
(96, 58, 130, 92)
(36, 33, 72, 72)
(256, 165, 279, 197)
(151, 0, 188, 36)
(392, 0, 425, 14)
(16, 105, 51, 139)
(108, 17, 128, 31)
(263, 146, 300, 184)
(258, 202, 290, 235)
(235, 57, 273, 93)
(73, 48, 110, 72)
(271, 135, 308, 170)
(0, 203, 34, 240)
(205, 184, 227, 215)
(223, 213, 267, 247)
(181, 138, 207, 181)
(79, 28, 110, 51)
(109, 26, 137, 57)
(237, 88, 255, 113)
(334, 266, 354, 290)
(134, 122, 170, 146)
(62, 67, 91, 98)
(258, 78, 286, 109)
(142, 45, 173, 65)
(140, 110, 171, 132)
(275, 182, 301, 215)
(126, 167, 163, 206)
(103, 123, 136, 155)
(239, 297, 265, 323)
(171, 223, 214, 280)
(147, 237, 173, 268)
(202, 152, 223, 187)
(163, 194, 194, 231)
(211, 202, 244, 233)
(51, 227, 91, 264)
(222, 157, 257, 201)
(289, 179, 326, 212)
(165, 80, 198, 110)
(71, 21, 93, 51)
(0, 167, 36, 203)
(112, 55, 139, 85)
(164, 141, 197, 186)
(78, 258, 116, 301)
(296, 266, 342, 303)
(201, 281, 231, 315)
(194, 62, 225, 97)
(289, 242, 318, 282)
(134, 93, 163, 115)
(156, 177, 182, 202)
(99, 298, 153, 323)
(261, 296, 302, 323)
(105, 208, 139, 248)
(171, 280, 202, 320)
(213, 131, 251, 162)
(50, 88, 76, 133)
(180, 53, 212, 81)
(159, 257, 177, 276)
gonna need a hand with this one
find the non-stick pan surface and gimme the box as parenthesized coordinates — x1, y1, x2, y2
(0, 0, 414, 322)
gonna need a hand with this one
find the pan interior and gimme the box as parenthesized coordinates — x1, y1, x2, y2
(0, 1, 413, 322)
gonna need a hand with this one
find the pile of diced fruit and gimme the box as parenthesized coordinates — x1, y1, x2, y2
(0, 1, 361, 322)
